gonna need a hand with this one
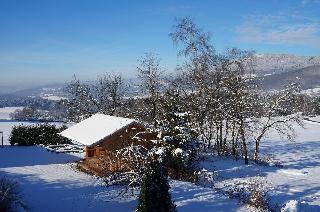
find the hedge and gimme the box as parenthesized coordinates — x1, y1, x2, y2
(9, 124, 71, 146)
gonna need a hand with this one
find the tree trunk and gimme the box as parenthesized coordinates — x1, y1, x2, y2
(240, 119, 248, 164)
(219, 122, 223, 153)
(231, 123, 236, 156)
(254, 140, 259, 162)
(216, 126, 220, 155)
(243, 140, 248, 165)
(152, 100, 157, 127)
(224, 119, 229, 152)
(254, 135, 262, 161)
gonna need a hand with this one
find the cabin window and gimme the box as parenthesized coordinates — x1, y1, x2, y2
(86, 148, 95, 157)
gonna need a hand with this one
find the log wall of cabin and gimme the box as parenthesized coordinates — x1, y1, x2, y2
(82, 123, 158, 175)
(97, 123, 146, 152)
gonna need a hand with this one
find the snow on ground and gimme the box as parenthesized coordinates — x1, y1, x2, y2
(0, 122, 136, 211)
(263, 119, 320, 209)
(1, 117, 320, 211)
(0, 121, 248, 212)
(306, 116, 320, 123)
(201, 118, 320, 211)
(301, 87, 320, 96)
(40, 95, 67, 101)
(0, 107, 23, 120)
(0, 146, 137, 212)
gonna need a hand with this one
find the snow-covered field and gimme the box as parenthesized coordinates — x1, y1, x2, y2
(40, 95, 67, 101)
(0, 121, 249, 212)
(201, 118, 320, 211)
(0, 107, 23, 120)
(0, 117, 320, 211)
(301, 87, 320, 96)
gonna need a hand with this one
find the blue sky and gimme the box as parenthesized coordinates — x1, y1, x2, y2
(0, 0, 320, 87)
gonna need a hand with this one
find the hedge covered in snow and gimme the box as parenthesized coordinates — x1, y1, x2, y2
(9, 124, 71, 146)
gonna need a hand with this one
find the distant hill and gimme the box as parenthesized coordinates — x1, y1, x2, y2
(0, 86, 28, 94)
(258, 65, 320, 90)
(250, 54, 320, 93)
(1, 54, 320, 97)
(8, 83, 67, 100)
(253, 54, 320, 76)
(3, 79, 140, 99)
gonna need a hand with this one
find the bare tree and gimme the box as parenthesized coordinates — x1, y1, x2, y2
(250, 83, 304, 161)
(170, 17, 219, 150)
(65, 73, 126, 122)
(65, 75, 99, 122)
(170, 18, 265, 164)
(136, 53, 165, 125)
(97, 73, 125, 116)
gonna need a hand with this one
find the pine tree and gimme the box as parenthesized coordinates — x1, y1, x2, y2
(158, 89, 197, 151)
(156, 89, 199, 179)
(136, 160, 176, 212)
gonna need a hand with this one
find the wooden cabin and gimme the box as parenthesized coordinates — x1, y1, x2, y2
(60, 114, 156, 175)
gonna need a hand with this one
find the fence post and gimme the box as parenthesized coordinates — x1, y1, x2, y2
(1, 131, 3, 148)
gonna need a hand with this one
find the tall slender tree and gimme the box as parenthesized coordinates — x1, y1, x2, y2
(137, 53, 164, 125)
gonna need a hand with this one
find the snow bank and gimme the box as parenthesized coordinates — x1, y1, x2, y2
(281, 200, 320, 212)
(281, 200, 298, 212)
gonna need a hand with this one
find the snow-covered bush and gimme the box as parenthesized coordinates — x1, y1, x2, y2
(102, 144, 150, 196)
(194, 168, 216, 188)
(226, 177, 277, 211)
(9, 124, 71, 146)
(115, 144, 149, 171)
(0, 177, 27, 212)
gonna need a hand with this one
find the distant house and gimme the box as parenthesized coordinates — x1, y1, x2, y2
(60, 114, 155, 175)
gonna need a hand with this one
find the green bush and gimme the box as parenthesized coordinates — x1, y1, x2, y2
(0, 177, 27, 212)
(9, 124, 71, 146)
(165, 148, 198, 182)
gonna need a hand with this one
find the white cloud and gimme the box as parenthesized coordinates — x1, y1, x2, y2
(235, 12, 320, 48)
(301, 0, 320, 5)
(236, 24, 320, 47)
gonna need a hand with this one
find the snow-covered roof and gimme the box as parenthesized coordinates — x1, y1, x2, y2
(60, 114, 140, 146)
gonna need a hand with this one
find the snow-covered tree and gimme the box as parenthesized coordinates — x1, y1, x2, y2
(169, 17, 303, 164)
(250, 82, 304, 161)
(65, 73, 125, 122)
(136, 53, 165, 125)
(156, 89, 199, 179)
(158, 89, 197, 151)
(169, 17, 258, 164)
(136, 160, 176, 212)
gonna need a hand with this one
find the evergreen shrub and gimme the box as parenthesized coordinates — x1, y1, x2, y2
(136, 160, 176, 212)
(9, 124, 71, 146)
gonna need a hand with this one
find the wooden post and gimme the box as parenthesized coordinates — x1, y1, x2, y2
(0, 131, 3, 148)
(85, 146, 89, 158)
